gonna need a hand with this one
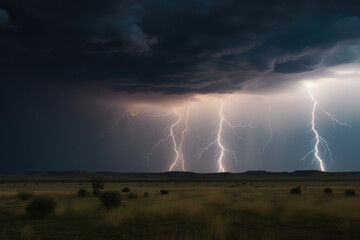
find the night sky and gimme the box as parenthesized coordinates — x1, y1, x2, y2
(1, 0, 360, 173)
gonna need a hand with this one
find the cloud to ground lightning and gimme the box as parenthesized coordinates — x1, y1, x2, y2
(301, 83, 351, 171)
(169, 109, 190, 171)
(145, 109, 190, 171)
(196, 103, 252, 172)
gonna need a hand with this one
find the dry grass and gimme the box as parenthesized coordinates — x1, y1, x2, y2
(175, 214, 230, 240)
(1, 181, 360, 239)
(55, 197, 99, 216)
(138, 195, 205, 218)
(102, 204, 137, 226)
(20, 225, 33, 240)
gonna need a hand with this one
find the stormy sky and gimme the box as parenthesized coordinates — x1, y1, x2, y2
(1, 0, 360, 172)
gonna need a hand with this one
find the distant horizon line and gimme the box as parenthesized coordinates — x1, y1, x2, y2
(2, 169, 360, 174)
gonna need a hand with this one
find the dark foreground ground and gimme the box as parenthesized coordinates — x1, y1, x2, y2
(1, 171, 360, 240)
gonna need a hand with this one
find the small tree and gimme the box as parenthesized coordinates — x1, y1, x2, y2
(121, 187, 130, 193)
(77, 189, 90, 197)
(345, 190, 356, 196)
(324, 188, 332, 194)
(99, 191, 121, 209)
(17, 192, 33, 201)
(290, 186, 301, 194)
(160, 190, 169, 195)
(143, 192, 149, 198)
(26, 197, 56, 219)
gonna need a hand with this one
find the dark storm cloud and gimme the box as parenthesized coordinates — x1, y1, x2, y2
(0, 8, 15, 31)
(1, 0, 360, 94)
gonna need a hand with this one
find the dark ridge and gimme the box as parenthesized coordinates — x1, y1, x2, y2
(243, 171, 275, 176)
(161, 171, 198, 177)
(26, 171, 92, 177)
(292, 170, 323, 176)
(2, 170, 360, 182)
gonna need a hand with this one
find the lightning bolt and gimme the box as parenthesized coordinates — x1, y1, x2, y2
(169, 109, 190, 171)
(301, 83, 351, 171)
(197, 103, 252, 172)
(103, 106, 140, 136)
(259, 106, 273, 167)
(145, 109, 190, 171)
(217, 104, 227, 172)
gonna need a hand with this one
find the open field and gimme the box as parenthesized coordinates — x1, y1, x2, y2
(1, 172, 360, 240)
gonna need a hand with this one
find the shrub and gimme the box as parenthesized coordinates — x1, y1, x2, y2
(160, 189, 169, 195)
(122, 187, 130, 193)
(92, 180, 104, 190)
(17, 192, 33, 201)
(324, 188, 332, 194)
(345, 190, 356, 196)
(290, 186, 301, 194)
(99, 191, 121, 209)
(26, 196, 56, 219)
(77, 189, 90, 197)
(128, 193, 138, 199)
(143, 192, 149, 198)
(93, 189, 101, 196)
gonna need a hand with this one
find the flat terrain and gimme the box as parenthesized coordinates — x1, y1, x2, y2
(1, 171, 360, 240)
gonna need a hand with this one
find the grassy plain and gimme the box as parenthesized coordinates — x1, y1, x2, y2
(1, 178, 360, 240)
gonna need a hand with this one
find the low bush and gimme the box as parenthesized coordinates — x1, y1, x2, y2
(160, 189, 169, 195)
(143, 192, 149, 198)
(290, 186, 301, 194)
(93, 189, 101, 196)
(324, 188, 332, 194)
(122, 187, 130, 193)
(128, 193, 138, 199)
(26, 196, 56, 219)
(345, 190, 356, 196)
(99, 191, 121, 209)
(77, 189, 90, 197)
(17, 192, 33, 201)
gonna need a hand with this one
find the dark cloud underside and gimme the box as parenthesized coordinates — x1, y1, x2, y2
(1, 0, 360, 94)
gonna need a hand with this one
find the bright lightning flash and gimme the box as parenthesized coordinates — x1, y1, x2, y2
(197, 103, 252, 172)
(146, 109, 190, 171)
(302, 82, 350, 171)
(217, 104, 227, 172)
(169, 109, 189, 171)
